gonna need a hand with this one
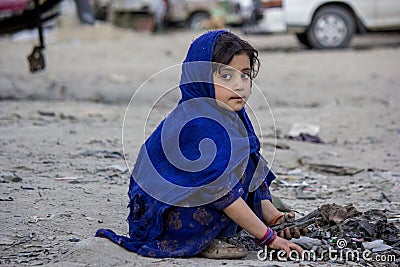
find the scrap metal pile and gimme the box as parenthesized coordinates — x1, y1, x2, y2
(229, 203, 400, 265)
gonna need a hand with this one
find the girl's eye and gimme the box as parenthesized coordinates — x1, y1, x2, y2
(241, 73, 250, 80)
(221, 73, 232, 80)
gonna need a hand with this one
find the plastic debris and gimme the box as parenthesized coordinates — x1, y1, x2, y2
(277, 180, 309, 188)
(295, 186, 317, 200)
(288, 123, 320, 137)
(286, 133, 324, 143)
(291, 236, 323, 250)
(0, 171, 23, 183)
(298, 158, 364, 176)
(0, 197, 14, 201)
(38, 111, 56, 117)
(80, 150, 124, 159)
(285, 123, 324, 143)
(362, 240, 393, 252)
(21, 186, 35, 190)
(54, 177, 83, 183)
(28, 214, 55, 223)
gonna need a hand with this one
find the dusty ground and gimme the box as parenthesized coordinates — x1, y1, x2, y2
(0, 16, 400, 266)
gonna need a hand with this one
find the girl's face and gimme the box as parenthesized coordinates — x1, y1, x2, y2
(213, 53, 252, 112)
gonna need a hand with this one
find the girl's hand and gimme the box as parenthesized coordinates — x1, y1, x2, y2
(268, 236, 303, 258)
(261, 201, 306, 240)
(274, 211, 295, 224)
(273, 212, 306, 240)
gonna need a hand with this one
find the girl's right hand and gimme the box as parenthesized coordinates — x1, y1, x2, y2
(274, 212, 307, 240)
(268, 236, 303, 258)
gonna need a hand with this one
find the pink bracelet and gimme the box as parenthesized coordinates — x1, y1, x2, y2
(256, 228, 270, 245)
(255, 228, 277, 246)
(266, 230, 277, 245)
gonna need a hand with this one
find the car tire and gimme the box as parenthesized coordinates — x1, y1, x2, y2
(188, 12, 210, 30)
(295, 32, 311, 48)
(307, 5, 355, 49)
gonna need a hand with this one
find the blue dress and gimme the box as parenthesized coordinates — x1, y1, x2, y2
(96, 30, 276, 258)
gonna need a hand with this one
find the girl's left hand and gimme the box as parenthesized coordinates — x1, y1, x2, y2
(268, 236, 303, 257)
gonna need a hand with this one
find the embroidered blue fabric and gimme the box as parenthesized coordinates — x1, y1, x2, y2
(96, 30, 276, 257)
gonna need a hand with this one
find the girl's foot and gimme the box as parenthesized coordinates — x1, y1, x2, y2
(200, 239, 247, 259)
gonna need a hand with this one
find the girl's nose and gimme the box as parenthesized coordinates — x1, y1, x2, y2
(233, 73, 244, 92)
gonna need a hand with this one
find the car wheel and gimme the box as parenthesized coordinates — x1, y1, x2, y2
(307, 5, 355, 49)
(188, 12, 210, 30)
(295, 32, 311, 48)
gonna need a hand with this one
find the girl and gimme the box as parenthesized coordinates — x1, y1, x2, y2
(96, 30, 303, 259)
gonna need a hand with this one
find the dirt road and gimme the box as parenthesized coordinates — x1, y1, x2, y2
(0, 23, 399, 266)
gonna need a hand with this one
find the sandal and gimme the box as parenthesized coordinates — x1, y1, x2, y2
(200, 239, 248, 259)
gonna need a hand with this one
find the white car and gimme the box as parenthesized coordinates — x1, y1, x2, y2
(254, 0, 400, 49)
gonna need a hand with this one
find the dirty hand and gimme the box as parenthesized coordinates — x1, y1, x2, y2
(274, 211, 295, 224)
(268, 236, 303, 258)
(274, 212, 307, 240)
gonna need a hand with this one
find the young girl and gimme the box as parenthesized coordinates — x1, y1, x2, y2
(96, 30, 303, 259)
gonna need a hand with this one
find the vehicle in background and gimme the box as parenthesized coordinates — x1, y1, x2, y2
(0, 0, 63, 72)
(251, 0, 400, 49)
(0, 0, 93, 72)
(0, 0, 29, 19)
(93, 0, 254, 30)
(167, 0, 254, 29)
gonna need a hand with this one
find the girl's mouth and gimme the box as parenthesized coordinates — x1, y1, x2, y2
(230, 96, 244, 102)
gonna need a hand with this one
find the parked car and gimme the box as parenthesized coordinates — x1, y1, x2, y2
(253, 0, 400, 49)
(168, 0, 254, 29)
(94, 0, 254, 30)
